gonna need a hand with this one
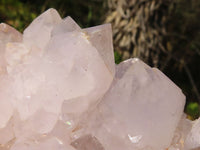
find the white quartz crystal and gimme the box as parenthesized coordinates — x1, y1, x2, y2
(0, 8, 199, 150)
(75, 58, 186, 150)
(0, 8, 114, 149)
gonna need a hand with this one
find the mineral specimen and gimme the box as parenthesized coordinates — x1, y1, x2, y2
(0, 8, 199, 150)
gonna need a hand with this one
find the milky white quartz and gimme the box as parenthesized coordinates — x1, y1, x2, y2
(0, 8, 114, 149)
(0, 8, 199, 150)
(75, 58, 186, 150)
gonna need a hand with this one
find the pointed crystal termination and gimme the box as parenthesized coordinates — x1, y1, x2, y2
(0, 23, 22, 43)
(51, 16, 81, 36)
(83, 24, 115, 77)
(23, 8, 62, 50)
(77, 58, 186, 150)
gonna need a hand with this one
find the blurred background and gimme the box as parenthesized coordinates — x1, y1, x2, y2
(0, 0, 199, 119)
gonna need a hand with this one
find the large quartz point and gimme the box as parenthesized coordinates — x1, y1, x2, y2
(76, 58, 186, 150)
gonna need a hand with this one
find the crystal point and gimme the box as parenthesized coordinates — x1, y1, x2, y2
(83, 24, 115, 76)
(77, 58, 186, 150)
(23, 8, 62, 50)
(51, 16, 81, 36)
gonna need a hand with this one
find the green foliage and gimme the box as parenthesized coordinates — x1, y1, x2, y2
(0, 0, 105, 32)
(186, 102, 200, 120)
(0, 0, 37, 32)
(114, 51, 122, 64)
(26, 0, 105, 28)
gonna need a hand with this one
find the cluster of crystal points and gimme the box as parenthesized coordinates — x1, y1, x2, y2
(0, 8, 199, 150)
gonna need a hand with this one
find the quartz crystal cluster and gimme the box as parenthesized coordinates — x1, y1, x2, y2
(0, 8, 199, 150)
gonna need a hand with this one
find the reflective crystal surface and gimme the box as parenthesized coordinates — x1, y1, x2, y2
(75, 58, 186, 150)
